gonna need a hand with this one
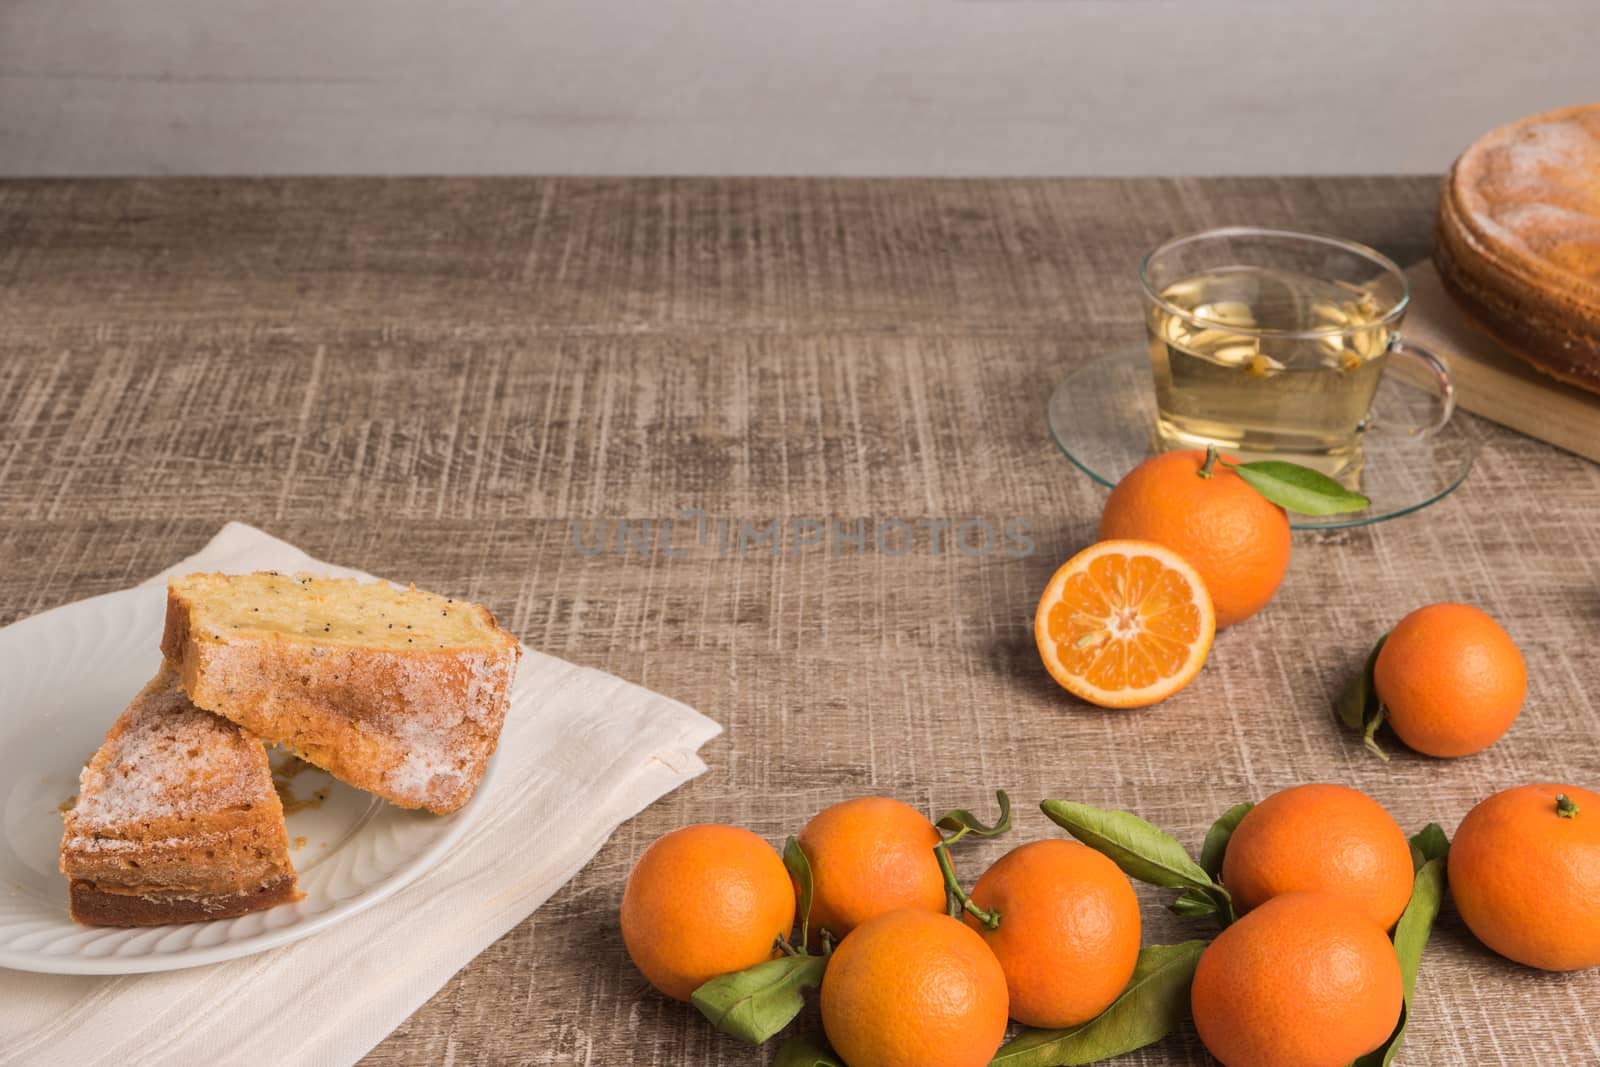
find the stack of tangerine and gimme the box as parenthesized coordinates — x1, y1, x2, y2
(621, 795, 1144, 1067)
(621, 784, 1600, 1067)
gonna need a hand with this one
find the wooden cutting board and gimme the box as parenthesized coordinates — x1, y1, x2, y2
(1398, 260, 1600, 463)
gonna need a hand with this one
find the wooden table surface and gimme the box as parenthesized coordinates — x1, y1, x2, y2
(3, 177, 1598, 1065)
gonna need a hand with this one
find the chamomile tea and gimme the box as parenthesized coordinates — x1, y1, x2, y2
(1147, 265, 1393, 472)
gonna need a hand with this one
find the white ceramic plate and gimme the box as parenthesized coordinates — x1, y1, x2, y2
(0, 584, 492, 974)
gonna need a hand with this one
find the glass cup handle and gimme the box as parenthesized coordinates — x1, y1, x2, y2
(1381, 334, 1456, 438)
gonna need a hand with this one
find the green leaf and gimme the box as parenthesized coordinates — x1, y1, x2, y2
(1040, 800, 1222, 897)
(1336, 635, 1384, 731)
(1353, 835, 1449, 1067)
(936, 790, 1013, 847)
(784, 836, 815, 951)
(1336, 634, 1388, 735)
(1335, 676, 1367, 732)
(1169, 889, 1219, 917)
(989, 941, 1209, 1066)
(772, 1035, 845, 1067)
(1198, 803, 1254, 880)
(1225, 459, 1372, 515)
(1410, 824, 1449, 865)
(690, 954, 827, 1045)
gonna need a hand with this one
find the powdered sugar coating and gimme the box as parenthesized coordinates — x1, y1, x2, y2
(1455, 104, 1600, 285)
(164, 575, 521, 814)
(68, 673, 274, 837)
(378, 650, 517, 801)
(63, 834, 222, 852)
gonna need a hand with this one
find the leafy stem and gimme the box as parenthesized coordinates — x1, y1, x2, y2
(691, 954, 827, 1045)
(1337, 632, 1393, 761)
(935, 840, 998, 930)
(1557, 793, 1580, 819)
(1363, 704, 1391, 762)
(1201, 445, 1372, 515)
(691, 835, 833, 1045)
(1354, 825, 1450, 1067)
(989, 941, 1208, 1066)
(1171, 803, 1251, 924)
(935, 790, 1013, 846)
(1040, 799, 1225, 898)
(783, 836, 816, 952)
(773, 1035, 845, 1067)
(1042, 799, 1240, 926)
(1198, 802, 1253, 881)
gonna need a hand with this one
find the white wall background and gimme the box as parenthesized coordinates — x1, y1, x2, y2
(2, 0, 1596, 177)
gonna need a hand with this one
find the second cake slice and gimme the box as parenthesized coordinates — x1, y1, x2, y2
(61, 670, 299, 925)
(162, 571, 521, 815)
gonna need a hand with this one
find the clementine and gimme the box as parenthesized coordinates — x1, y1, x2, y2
(620, 824, 795, 1001)
(820, 909, 1009, 1067)
(1449, 783, 1600, 971)
(1191, 891, 1402, 1067)
(966, 839, 1142, 1028)
(1373, 602, 1526, 757)
(795, 796, 946, 944)
(1221, 783, 1413, 930)
(1097, 449, 1291, 628)
(1034, 539, 1216, 708)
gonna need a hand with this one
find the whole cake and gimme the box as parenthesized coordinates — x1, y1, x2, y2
(60, 671, 299, 926)
(1435, 103, 1600, 394)
(162, 572, 521, 815)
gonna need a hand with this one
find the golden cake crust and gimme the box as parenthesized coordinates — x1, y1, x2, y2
(60, 671, 300, 926)
(161, 572, 520, 815)
(1434, 103, 1600, 393)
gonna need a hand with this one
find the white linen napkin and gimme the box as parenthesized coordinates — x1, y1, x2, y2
(0, 522, 722, 1066)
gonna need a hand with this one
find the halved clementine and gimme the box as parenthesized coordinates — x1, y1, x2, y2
(1034, 539, 1215, 708)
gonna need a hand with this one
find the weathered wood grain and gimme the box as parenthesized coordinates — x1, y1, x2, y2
(1, 177, 1596, 1065)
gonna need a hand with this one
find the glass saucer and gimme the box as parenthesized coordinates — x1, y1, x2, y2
(1047, 349, 1491, 530)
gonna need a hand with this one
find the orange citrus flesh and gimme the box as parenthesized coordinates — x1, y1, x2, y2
(1034, 540, 1216, 708)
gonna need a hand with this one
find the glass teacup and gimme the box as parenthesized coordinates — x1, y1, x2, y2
(1140, 227, 1454, 485)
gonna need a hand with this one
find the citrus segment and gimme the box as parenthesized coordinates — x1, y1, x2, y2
(1035, 539, 1216, 708)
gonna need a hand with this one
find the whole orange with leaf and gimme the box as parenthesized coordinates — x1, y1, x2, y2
(620, 824, 795, 1001)
(1373, 602, 1526, 757)
(1449, 783, 1600, 971)
(1098, 449, 1291, 628)
(820, 908, 1010, 1067)
(1221, 783, 1414, 930)
(1191, 891, 1403, 1067)
(795, 796, 947, 944)
(965, 839, 1142, 1028)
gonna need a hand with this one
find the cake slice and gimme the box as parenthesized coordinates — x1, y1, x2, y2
(60, 670, 300, 926)
(161, 571, 520, 815)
